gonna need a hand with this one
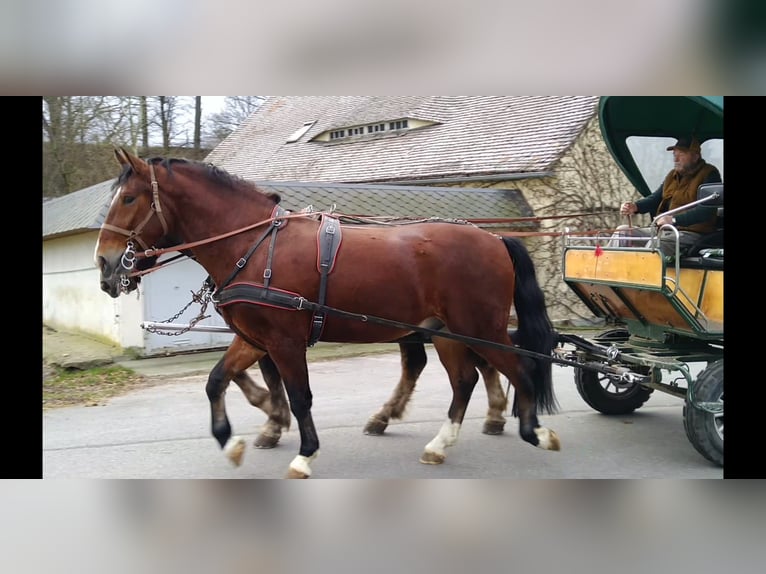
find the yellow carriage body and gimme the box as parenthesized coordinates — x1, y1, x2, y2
(563, 247, 723, 341)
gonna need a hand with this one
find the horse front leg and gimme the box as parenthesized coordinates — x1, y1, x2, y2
(247, 354, 291, 449)
(205, 338, 267, 467)
(364, 341, 427, 435)
(269, 346, 319, 479)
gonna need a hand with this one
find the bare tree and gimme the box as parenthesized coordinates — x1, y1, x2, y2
(205, 96, 265, 145)
(43, 96, 142, 197)
(519, 117, 637, 324)
(157, 96, 175, 152)
(140, 96, 149, 149)
(194, 96, 202, 150)
(42, 96, 209, 197)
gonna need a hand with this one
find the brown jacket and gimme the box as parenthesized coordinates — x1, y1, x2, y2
(656, 161, 720, 233)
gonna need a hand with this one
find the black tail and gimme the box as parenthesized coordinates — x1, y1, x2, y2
(502, 236, 558, 415)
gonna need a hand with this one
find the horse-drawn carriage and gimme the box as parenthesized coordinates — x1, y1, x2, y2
(557, 96, 723, 466)
(96, 96, 723, 476)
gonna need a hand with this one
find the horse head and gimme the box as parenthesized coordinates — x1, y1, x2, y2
(95, 147, 175, 298)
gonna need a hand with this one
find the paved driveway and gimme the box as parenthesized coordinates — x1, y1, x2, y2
(43, 346, 723, 479)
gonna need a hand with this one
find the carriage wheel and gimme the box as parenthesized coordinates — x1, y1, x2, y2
(683, 359, 723, 467)
(574, 328, 654, 415)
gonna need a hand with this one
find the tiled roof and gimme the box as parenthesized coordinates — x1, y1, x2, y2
(207, 96, 599, 183)
(42, 179, 115, 238)
(43, 179, 533, 239)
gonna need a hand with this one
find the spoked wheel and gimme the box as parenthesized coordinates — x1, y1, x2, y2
(683, 359, 723, 467)
(574, 328, 654, 415)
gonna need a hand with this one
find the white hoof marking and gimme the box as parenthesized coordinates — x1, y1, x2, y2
(534, 427, 560, 450)
(289, 451, 319, 477)
(224, 436, 246, 466)
(424, 420, 461, 458)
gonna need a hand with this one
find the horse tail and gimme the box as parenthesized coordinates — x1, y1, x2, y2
(501, 236, 558, 415)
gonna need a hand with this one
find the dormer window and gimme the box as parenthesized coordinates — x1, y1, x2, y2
(313, 117, 434, 142)
(287, 121, 317, 143)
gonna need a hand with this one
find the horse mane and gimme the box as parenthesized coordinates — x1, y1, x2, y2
(112, 155, 281, 204)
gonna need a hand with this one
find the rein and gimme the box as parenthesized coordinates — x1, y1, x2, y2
(138, 211, 317, 260)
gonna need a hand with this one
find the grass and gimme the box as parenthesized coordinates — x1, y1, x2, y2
(42, 342, 400, 410)
(43, 365, 148, 410)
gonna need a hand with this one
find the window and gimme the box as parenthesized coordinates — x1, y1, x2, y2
(627, 136, 724, 192)
(313, 117, 432, 142)
(286, 121, 317, 143)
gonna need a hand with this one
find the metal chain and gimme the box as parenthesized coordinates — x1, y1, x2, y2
(142, 281, 214, 336)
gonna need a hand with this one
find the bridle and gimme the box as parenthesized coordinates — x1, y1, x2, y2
(101, 162, 170, 274)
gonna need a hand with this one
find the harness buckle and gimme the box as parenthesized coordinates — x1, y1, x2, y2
(236, 258, 247, 269)
(263, 268, 272, 279)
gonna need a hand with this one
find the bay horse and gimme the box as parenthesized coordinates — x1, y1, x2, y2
(129, 241, 510, 465)
(96, 148, 559, 478)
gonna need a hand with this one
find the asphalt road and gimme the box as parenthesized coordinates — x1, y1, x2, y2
(43, 348, 722, 478)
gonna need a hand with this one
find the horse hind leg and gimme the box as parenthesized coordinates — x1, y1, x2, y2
(479, 344, 560, 452)
(420, 338, 479, 465)
(364, 341, 427, 435)
(480, 330, 517, 435)
(475, 353, 508, 435)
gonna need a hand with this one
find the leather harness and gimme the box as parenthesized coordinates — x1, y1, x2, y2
(213, 212, 343, 347)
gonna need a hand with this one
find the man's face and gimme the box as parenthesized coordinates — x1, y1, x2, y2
(673, 149, 699, 174)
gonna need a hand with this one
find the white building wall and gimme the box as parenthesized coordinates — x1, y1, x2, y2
(43, 230, 234, 356)
(42, 231, 144, 348)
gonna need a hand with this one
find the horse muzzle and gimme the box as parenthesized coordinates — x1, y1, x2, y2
(97, 254, 135, 298)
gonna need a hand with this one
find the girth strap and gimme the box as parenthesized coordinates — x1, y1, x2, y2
(309, 215, 342, 346)
(215, 282, 304, 311)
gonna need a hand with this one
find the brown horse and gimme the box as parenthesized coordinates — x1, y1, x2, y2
(129, 240, 510, 466)
(97, 148, 559, 478)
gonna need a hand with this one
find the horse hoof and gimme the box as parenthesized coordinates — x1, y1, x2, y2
(285, 468, 310, 479)
(285, 452, 317, 478)
(224, 436, 246, 467)
(419, 450, 445, 465)
(254, 432, 281, 449)
(535, 427, 561, 451)
(482, 420, 505, 435)
(363, 416, 389, 435)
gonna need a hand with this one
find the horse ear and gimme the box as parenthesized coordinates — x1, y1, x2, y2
(114, 147, 129, 166)
(115, 147, 147, 174)
(266, 192, 282, 204)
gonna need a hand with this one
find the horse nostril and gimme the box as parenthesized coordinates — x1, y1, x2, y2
(100, 281, 110, 293)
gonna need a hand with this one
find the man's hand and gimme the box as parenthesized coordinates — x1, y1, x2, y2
(655, 214, 675, 227)
(620, 202, 638, 216)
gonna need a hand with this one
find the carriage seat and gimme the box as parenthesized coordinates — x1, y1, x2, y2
(679, 249, 723, 270)
(682, 182, 723, 259)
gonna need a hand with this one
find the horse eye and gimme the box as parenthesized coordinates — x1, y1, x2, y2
(122, 195, 136, 206)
